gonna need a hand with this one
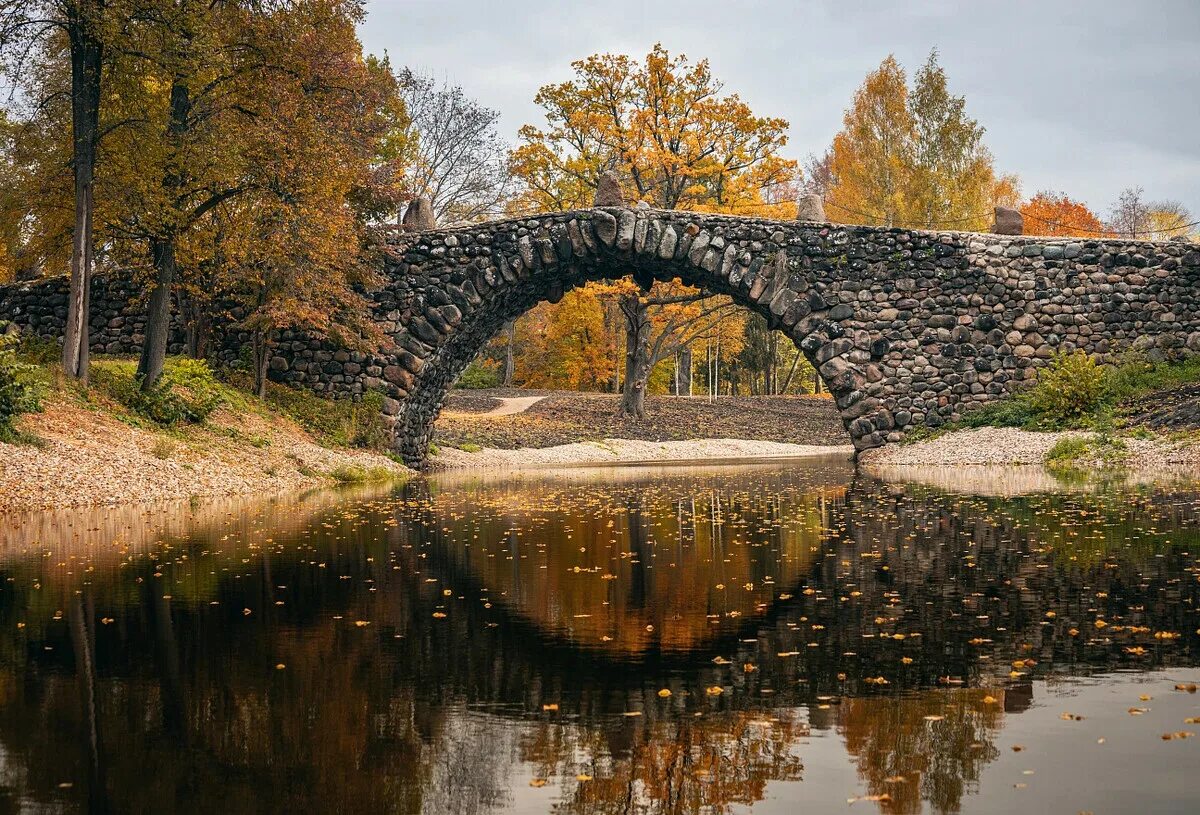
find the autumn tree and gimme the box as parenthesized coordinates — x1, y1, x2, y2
(1, 0, 116, 381)
(1106, 186, 1195, 241)
(822, 51, 1017, 231)
(510, 44, 797, 417)
(1020, 191, 1104, 237)
(88, 0, 402, 390)
(398, 67, 511, 224)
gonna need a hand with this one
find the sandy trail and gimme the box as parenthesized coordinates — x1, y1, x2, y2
(441, 395, 548, 418)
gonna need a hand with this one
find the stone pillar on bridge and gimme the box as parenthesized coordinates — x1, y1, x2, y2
(402, 197, 437, 232)
(593, 172, 625, 207)
(795, 194, 826, 223)
(992, 206, 1023, 235)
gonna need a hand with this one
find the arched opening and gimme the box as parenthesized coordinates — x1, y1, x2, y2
(386, 208, 888, 465)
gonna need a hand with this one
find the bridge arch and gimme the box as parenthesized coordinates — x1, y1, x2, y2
(380, 207, 1200, 464)
(385, 207, 889, 463)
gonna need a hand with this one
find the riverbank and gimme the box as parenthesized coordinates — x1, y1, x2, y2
(859, 425, 1200, 470)
(0, 358, 408, 514)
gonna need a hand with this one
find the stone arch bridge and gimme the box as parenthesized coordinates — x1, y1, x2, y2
(2, 207, 1199, 465)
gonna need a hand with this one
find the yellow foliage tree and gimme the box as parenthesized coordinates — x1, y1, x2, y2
(509, 44, 798, 415)
(823, 51, 1018, 231)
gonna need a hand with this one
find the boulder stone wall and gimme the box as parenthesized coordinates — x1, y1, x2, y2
(3, 207, 1199, 465)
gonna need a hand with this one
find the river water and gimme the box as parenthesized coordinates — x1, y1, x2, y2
(2, 457, 1199, 814)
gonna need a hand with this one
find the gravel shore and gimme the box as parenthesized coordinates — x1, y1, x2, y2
(859, 426, 1200, 470)
(431, 438, 854, 469)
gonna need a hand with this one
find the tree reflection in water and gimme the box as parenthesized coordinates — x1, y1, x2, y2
(0, 461, 1197, 813)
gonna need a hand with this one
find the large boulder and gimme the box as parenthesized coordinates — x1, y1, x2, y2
(795, 193, 826, 222)
(992, 206, 1023, 235)
(593, 172, 625, 207)
(402, 197, 437, 232)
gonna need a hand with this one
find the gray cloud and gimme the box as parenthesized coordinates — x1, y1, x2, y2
(361, 0, 1200, 215)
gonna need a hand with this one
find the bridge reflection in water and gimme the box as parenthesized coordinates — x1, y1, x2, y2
(1, 460, 1199, 814)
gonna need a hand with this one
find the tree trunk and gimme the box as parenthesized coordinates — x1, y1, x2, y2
(678, 346, 692, 396)
(61, 2, 104, 383)
(502, 321, 515, 386)
(180, 289, 211, 359)
(619, 292, 650, 419)
(252, 329, 270, 398)
(138, 79, 190, 390)
(138, 237, 176, 389)
(779, 349, 802, 394)
(69, 592, 109, 814)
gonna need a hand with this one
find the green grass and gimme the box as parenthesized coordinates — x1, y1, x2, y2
(326, 464, 400, 484)
(244, 376, 391, 451)
(1044, 434, 1128, 469)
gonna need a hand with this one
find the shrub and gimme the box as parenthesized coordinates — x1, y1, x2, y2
(97, 358, 223, 426)
(1025, 350, 1106, 424)
(0, 328, 43, 438)
(455, 359, 500, 389)
(957, 399, 1038, 429)
(263, 384, 391, 451)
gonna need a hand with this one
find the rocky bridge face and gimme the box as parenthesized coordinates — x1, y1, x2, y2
(2, 207, 1198, 465)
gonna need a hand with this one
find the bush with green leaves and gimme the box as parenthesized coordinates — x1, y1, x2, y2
(455, 359, 500, 389)
(0, 328, 43, 438)
(98, 358, 223, 426)
(1024, 350, 1107, 424)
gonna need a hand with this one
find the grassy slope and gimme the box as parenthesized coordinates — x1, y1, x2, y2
(0, 351, 406, 513)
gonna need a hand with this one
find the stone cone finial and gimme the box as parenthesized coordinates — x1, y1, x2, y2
(402, 197, 437, 232)
(593, 172, 625, 207)
(992, 206, 1023, 235)
(795, 193, 826, 223)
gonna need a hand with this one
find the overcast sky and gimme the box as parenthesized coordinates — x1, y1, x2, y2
(360, 0, 1200, 217)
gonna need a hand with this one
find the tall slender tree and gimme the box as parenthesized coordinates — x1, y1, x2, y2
(1, 0, 111, 382)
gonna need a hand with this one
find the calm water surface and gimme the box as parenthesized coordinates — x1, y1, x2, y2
(2, 458, 1200, 814)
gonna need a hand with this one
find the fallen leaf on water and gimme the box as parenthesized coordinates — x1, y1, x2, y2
(576, 774, 593, 782)
(529, 778, 547, 788)
(847, 794, 892, 804)
(658, 689, 672, 698)
(706, 686, 724, 696)
(542, 703, 558, 711)
(1060, 712, 1085, 721)
(1161, 731, 1194, 741)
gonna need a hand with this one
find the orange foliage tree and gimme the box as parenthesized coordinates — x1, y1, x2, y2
(1020, 191, 1105, 237)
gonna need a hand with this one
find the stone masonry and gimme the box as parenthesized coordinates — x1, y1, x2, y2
(3, 207, 1199, 465)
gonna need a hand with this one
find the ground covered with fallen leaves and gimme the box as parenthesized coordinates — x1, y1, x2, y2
(1122, 382, 1200, 432)
(436, 389, 847, 449)
(0, 392, 407, 514)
